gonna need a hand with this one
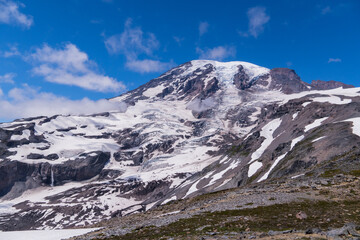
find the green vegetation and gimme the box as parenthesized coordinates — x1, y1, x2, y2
(320, 169, 343, 178)
(228, 144, 250, 157)
(97, 200, 360, 240)
(350, 170, 360, 177)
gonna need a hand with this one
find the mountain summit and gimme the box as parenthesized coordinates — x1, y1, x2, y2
(0, 60, 359, 230)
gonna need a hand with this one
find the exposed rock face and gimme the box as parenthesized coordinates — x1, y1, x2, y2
(269, 68, 310, 94)
(0, 152, 109, 198)
(0, 59, 359, 230)
(310, 80, 354, 90)
(233, 65, 251, 90)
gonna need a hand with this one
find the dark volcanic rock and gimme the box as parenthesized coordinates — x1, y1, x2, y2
(269, 68, 310, 94)
(0, 152, 110, 198)
(27, 153, 44, 159)
(233, 65, 251, 90)
(310, 80, 354, 90)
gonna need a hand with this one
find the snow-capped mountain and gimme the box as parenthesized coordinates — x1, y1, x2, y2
(0, 60, 359, 230)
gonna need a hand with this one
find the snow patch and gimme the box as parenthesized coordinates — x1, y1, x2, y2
(161, 196, 177, 205)
(304, 117, 328, 132)
(312, 96, 352, 105)
(250, 118, 282, 162)
(302, 102, 311, 107)
(142, 85, 165, 97)
(0, 228, 99, 240)
(248, 161, 262, 178)
(292, 112, 299, 120)
(344, 117, 360, 137)
(10, 130, 31, 141)
(258, 154, 287, 182)
(290, 135, 305, 150)
(291, 173, 305, 179)
(312, 136, 326, 142)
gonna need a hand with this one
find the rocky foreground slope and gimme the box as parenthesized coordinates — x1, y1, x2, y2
(0, 60, 359, 232)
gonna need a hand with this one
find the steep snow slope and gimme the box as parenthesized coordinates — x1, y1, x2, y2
(0, 60, 359, 230)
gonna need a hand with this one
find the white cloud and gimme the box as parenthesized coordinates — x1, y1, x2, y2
(328, 58, 341, 63)
(321, 6, 331, 15)
(125, 59, 174, 73)
(3, 45, 20, 57)
(105, 18, 159, 59)
(173, 36, 184, 46)
(105, 18, 172, 73)
(0, 73, 15, 83)
(196, 46, 236, 61)
(0, 84, 127, 120)
(0, 0, 33, 28)
(199, 21, 209, 36)
(248, 7, 270, 38)
(30, 43, 126, 93)
(240, 6, 270, 38)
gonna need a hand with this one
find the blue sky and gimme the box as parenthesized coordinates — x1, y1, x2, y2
(0, 0, 359, 121)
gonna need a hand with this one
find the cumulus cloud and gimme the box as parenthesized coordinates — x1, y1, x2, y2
(328, 58, 341, 63)
(105, 18, 173, 73)
(0, 73, 15, 83)
(199, 21, 209, 36)
(2, 45, 20, 57)
(125, 59, 175, 74)
(0, 0, 33, 28)
(30, 43, 125, 93)
(0, 84, 127, 121)
(240, 6, 270, 38)
(248, 7, 270, 38)
(105, 18, 159, 58)
(196, 46, 236, 61)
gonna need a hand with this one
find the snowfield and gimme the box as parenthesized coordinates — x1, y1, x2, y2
(0, 228, 99, 240)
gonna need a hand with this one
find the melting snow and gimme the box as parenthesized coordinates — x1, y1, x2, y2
(292, 112, 299, 120)
(291, 173, 305, 179)
(142, 85, 165, 97)
(312, 96, 352, 105)
(257, 154, 287, 182)
(0, 228, 99, 240)
(302, 102, 311, 107)
(304, 117, 328, 132)
(290, 135, 305, 150)
(248, 118, 282, 177)
(248, 161, 262, 178)
(344, 117, 360, 137)
(250, 118, 282, 162)
(256, 87, 360, 108)
(10, 130, 31, 141)
(161, 196, 177, 205)
(184, 180, 200, 198)
(312, 136, 326, 142)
